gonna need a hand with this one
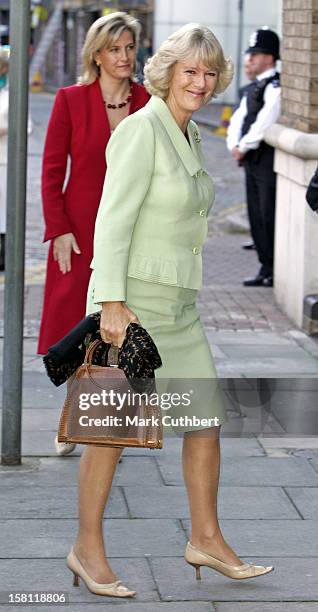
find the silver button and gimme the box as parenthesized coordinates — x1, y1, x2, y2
(199, 209, 206, 217)
(192, 247, 199, 255)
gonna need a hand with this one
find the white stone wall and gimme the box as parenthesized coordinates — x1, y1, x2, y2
(265, 125, 318, 328)
(153, 0, 282, 104)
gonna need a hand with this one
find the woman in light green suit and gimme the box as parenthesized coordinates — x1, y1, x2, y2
(67, 24, 274, 597)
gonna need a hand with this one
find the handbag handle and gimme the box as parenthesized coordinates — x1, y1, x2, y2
(84, 339, 119, 368)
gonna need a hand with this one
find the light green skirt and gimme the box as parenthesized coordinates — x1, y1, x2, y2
(87, 276, 227, 432)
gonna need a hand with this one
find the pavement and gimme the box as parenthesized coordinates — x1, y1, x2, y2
(0, 93, 318, 611)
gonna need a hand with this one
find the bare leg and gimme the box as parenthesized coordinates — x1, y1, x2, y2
(73, 445, 123, 583)
(182, 427, 243, 566)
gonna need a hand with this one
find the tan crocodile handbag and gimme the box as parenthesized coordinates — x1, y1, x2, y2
(58, 339, 163, 449)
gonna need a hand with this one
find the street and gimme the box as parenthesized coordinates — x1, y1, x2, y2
(0, 92, 318, 610)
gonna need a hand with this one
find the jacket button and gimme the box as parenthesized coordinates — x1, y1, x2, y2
(199, 209, 206, 216)
(192, 247, 199, 255)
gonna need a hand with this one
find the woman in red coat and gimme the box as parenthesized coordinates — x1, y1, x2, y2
(38, 12, 150, 356)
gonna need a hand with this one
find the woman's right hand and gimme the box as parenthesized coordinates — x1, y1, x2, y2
(100, 301, 140, 348)
(53, 233, 81, 274)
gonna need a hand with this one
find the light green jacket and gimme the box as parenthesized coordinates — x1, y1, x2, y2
(89, 95, 215, 305)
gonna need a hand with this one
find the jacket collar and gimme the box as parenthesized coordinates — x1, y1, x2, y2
(149, 96, 205, 177)
(256, 67, 277, 81)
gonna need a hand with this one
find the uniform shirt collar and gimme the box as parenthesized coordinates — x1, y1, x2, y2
(256, 67, 277, 81)
(148, 95, 205, 177)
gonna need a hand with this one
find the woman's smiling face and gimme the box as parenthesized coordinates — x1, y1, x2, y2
(166, 58, 218, 115)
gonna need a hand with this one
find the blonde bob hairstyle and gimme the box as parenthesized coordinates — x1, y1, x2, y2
(144, 23, 234, 99)
(79, 12, 141, 85)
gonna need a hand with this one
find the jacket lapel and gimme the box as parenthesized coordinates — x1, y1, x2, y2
(92, 79, 111, 140)
(149, 96, 205, 177)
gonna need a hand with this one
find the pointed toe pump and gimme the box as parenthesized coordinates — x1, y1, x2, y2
(185, 542, 274, 581)
(66, 548, 136, 598)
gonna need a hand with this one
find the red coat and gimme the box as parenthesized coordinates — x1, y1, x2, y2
(38, 79, 150, 354)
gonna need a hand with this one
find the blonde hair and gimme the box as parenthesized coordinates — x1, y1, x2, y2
(144, 23, 234, 99)
(0, 47, 10, 71)
(79, 12, 141, 85)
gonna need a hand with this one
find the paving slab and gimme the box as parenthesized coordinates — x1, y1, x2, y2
(0, 409, 72, 457)
(114, 456, 163, 486)
(0, 518, 186, 558)
(0, 605, 215, 612)
(0, 372, 66, 409)
(258, 437, 318, 452)
(206, 331, 297, 346)
(0, 557, 158, 603)
(156, 455, 318, 486)
(215, 357, 318, 377)
(224, 387, 318, 413)
(220, 345, 314, 360)
(285, 487, 318, 519)
(223, 412, 316, 438)
(145, 435, 265, 458)
(219, 437, 265, 457)
(124, 440, 178, 457)
(218, 457, 318, 487)
(310, 457, 318, 474)
(182, 520, 318, 557)
(214, 604, 318, 611)
(21, 431, 79, 457)
(268, 393, 318, 436)
(0, 485, 128, 519)
(124, 485, 299, 520)
(220, 412, 285, 436)
(246, 378, 318, 391)
(0, 457, 80, 487)
(150, 557, 318, 601)
(21, 408, 62, 431)
(0, 455, 163, 487)
(127, 433, 261, 455)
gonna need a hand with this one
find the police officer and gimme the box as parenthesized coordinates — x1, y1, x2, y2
(228, 53, 258, 251)
(227, 28, 281, 287)
(239, 52, 258, 100)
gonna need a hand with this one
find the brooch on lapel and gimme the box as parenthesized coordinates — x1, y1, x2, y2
(193, 130, 201, 143)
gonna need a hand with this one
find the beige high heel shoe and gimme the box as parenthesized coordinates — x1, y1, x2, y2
(66, 548, 136, 598)
(185, 541, 274, 581)
(54, 435, 77, 456)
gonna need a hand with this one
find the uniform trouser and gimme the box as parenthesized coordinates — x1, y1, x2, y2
(244, 145, 276, 277)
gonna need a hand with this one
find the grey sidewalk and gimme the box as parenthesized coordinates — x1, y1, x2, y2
(0, 93, 318, 611)
(1, 426, 318, 610)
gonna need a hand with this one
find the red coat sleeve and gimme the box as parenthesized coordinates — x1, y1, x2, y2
(42, 89, 73, 242)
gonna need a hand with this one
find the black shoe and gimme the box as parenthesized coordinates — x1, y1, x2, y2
(241, 241, 256, 250)
(262, 276, 273, 287)
(243, 274, 264, 286)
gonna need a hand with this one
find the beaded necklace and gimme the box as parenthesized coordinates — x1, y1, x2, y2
(103, 81, 132, 110)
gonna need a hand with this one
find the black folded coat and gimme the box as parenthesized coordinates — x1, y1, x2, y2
(306, 164, 318, 211)
(43, 313, 162, 388)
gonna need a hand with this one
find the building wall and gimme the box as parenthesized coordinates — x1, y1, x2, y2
(154, 0, 282, 104)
